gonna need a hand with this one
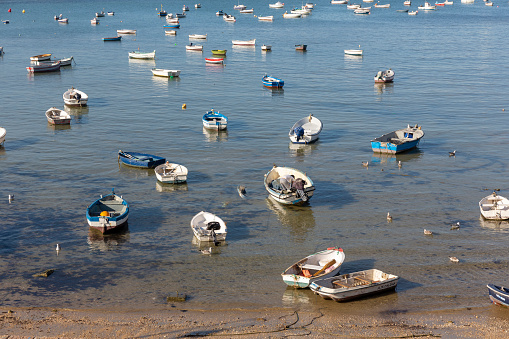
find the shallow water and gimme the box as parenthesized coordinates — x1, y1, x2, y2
(1, 0, 509, 313)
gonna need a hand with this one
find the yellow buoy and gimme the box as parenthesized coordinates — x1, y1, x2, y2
(100, 211, 109, 217)
(182, 103, 187, 109)
(22, 9, 25, 13)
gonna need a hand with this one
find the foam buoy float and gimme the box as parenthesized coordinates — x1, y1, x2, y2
(182, 103, 186, 109)
(8, 8, 11, 12)
(22, 9, 25, 13)
(100, 211, 109, 217)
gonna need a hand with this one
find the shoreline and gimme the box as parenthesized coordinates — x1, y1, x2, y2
(2, 305, 509, 338)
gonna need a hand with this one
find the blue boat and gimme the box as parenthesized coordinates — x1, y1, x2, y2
(118, 150, 166, 168)
(370, 124, 424, 154)
(86, 189, 129, 234)
(487, 284, 509, 307)
(202, 109, 228, 130)
(262, 75, 284, 88)
(103, 36, 122, 41)
(163, 24, 180, 29)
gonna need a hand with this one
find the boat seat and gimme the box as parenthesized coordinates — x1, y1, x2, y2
(300, 264, 322, 271)
(332, 281, 348, 288)
(354, 277, 372, 284)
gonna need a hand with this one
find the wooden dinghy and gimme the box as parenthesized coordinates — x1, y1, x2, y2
(262, 75, 284, 88)
(211, 49, 227, 55)
(190, 211, 227, 243)
(45, 107, 71, 125)
(309, 269, 399, 301)
(118, 150, 166, 169)
(30, 53, 52, 61)
(371, 124, 424, 154)
(264, 165, 314, 205)
(154, 162, 188, 184)
(63, 87, 88, 107)
(282, 247, 345, 288)
(479, 192, 509, 220)
(86, 189, 129, 234)
(205, 57, 224, 64)
(289, 114, 322, 144)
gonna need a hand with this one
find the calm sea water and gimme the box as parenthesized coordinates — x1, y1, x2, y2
(1, 0, 509, 314)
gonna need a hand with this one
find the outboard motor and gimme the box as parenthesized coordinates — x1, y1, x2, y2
(294, 126, 305, 141)
(293, 178, 308, 202)
(206, 221, 221, 231)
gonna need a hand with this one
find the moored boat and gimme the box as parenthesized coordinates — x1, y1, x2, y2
(0, 127, 5, 145)
(374, 69, 395, 83)
(95, 11, 105, 17)
(91, 17, 99, 24)
(107, 11, 115, 15)
(240, 8, 254, 13)
(487, 284, 509, 307)
(289, 114, 323, 144)
(258, 15, 274, 21)
(57, 56, 74, 66)
(404, 0, 412, 4)
(262, 75, 284, 88)
(190, 211, 227, 243)
(261, 44, 272, 51)
(479, 192, 509, 220)
(354, 7, 371, 13)
(223, 14, 236, 21)
(282, 247, 345, 288)
(151, 68, 181, 77)
(163, 24, 180, 29)
(57, 18, 69, 23)
(205, 57, 224, 64)
(165, 30, 177, 35)
(26, 61, 61, 73)
(186, 43, 203, 51)
(232, 39, 256, 45)
(117, 29, 137, 34)
(374, 2, 391, 7)
(183, 5, 189, 11)
(118, 150, 166, 168)
(269, 1, 285, 8)
(211, 49, 227, 55)
(408, 10, 418, 14)
(195, 4, 202, 8)
(283, 11, 301, 18)
(264, 165, 315, 205)
(189, 34, 207, 39)
(103, 36, 122, 41)
(63, 87, 88, 106)
(30, 53, 52, 61)
(309, 269, 399, 301)
(234, 4, 247, 10)
(45, 107, 71, 125)
(86, 190, 129, 234)
(331, 0, 348, 3)
(295, 44, 307, 51)
(371, 124, 424, 154)
(155, 161, 188, 183)
(128, 50, 156, 59)
(344, 47, 363, 55)
(418, 1, 437, 9)
(202, 109, 228, 130)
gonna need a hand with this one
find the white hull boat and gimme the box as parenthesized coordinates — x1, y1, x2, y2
(374, 69, 395, 83)
(155, 162, 188, 183)
(344, 49, 363, 56)
(264, 165, 315, 205)
(0, 127, 5, 145)
(418, 1, 437, 9)
(165, 30, 177, 35)
(189, 34, 207, 39)
(128, 50, 156, 59)
(282, 247, 345, 288)
(261, 44, 272, 51)
(45, 107, 71, 125)
(310, 269, 399, 301)
(30, 53, 52, 61)
(232, 39, 256, 46)
(240, 8, 254, 13)
(269, 2, 285, 8)
(186, 44, 203, 51)
(289, 114, 323, 144)
(223, 14, 236, 22)
(117, 29, 137, 34)
(190, 211, 227, 242)
(408, 10, 418, 14)
(202, 109, 228, 130)
(479, 192, 509, 220)
(283, 12, 301, 18)
(86, 190, 129, 234)
(258, 15, 274, 21)
(63, 88, 88, 107)
(151, 68, 181, 77)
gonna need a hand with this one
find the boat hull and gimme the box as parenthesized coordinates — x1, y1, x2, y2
(262, 76, 284, 88)
(211, 50, 227, 55)
(86, 193, 129, 234)
(232, 39, 256, 46)
(0, 127, 6, 145)
(26, 61, 61, 73)
(103, 36, 121, 41)
(129, 50, 156, 59)
(289, 115, 323, 144)
(202, 110, 228, 130)
(63, 89, 88, 107)
(190, 211, 227, 242)
(154, 163, 188, 184)
(205, 58, 224, 64)
(371, 125, 424, 154)
(151, 68, 181, 77)
(118, 151, 166, 168)
(487, 284, 509, 307)
(45, 107, 71, 125)
(479, 194, 509, 220)
(264, 166, 315, 205)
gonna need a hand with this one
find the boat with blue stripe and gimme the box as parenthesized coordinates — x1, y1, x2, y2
(371, 124, 424, 154)
(202, 109, 228, 130)
(487, 284, 509, 307)
(118, 150, 166, 168)
(262, 75, 284, 88)
(86, 189, 129, 234)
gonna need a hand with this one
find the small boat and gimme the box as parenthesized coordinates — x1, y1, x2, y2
(223, 14, 236, 21)
(195, 4, 202, 8)
(202, 109, 228, 130)
(176, 12, 187, 18)
(258, 15, 274, 21)
(0, 127, 6, 145)
(63, 87, 88, 107)
(282, 247, 345, 288)
(291, 7, 312, 14)
(354, 7, 371, 13)
(240, 8, 254, 13)
(30, 53, 52, 61)
(283, 11, 301, 18)
(189, 34, 207, 39)
(166, 16, 179, 23)
(479, 192, 509, 220)
(262, 75, 284, 88)
(264, 165, 315, 205)
(216, 10, 225, 15)
(103, 36, 122, 41)
(2, 20, 8, 24)
(151, 68, 181, 77)
(118, 150, 166, 169)
(418, 1, 436, 9)
(91, 17, 99, 24)
(289, 114, 323, 144)
(211, 49, 227, 55)
(295, 44, 307, 51)
(57, 56, 74, 66)
(155, 161, 188, 184)
(232, 39, 256, 45)
(371, 124, 424, 154)
(190, 211, 227, 243)
(444, 0, 453, 4)
(26, 61, 61, 73)
(183, 5, 189, 11)
(347, 4, 362, 9)
(45, 107, 71, 125)
(269, 1, 285, 8)
(158, 3, 167, 16)
(436, 2, 446, 5)
(487, 284, 509, 307)
(54, 14, 62, 20)
(86, 190, 129, 234)
(261, 44, 272, 51)
(165, 30, 177, 35)
(95, 11, 105, 17)
(344, 47, 363, 55)
(374, 2, 391, 7)
(331, 0, 348, 3)
(117, 29, 137, 34)
(0, 47, 2, 55)
(305, 3, 315, 9)
(205, 57, 224, 64)
(128, 50, 156, 59)
(58, 18, 69, 23)
(234, 4, 247, 10)
(485, 1, 493, 5)
(374, 69, 395, 83)
(404, 0, 412, 4)
(309, 269, 399, 301)
(186, 43, 203, 51)
(409, 10, 418, 14)
(107, 11, 115, 15)
(163, 24, 180, 29)
(396, 9, 409, 12)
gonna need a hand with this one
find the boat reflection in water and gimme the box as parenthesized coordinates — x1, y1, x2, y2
(282, 287, 312, 306)
(156, 181, 188, 192)
(47, 123, 71, 132)
(118, 161, 156, 178)
(87, 227, 130, 252)
(374, 82, 394, 96)
(64, 105, 89, 124)
(265, 196, 315, 242)
(288, 141, 319, 158)
(370, 148, 422, 166)
(263, 87, 284, 97)
(479, 216, 509, 233)
(203, 127, 228, 142)
(191, 236, 226, 255)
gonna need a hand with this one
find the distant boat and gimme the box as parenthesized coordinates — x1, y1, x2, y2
(195, 4, 202, 8)
(128, 50, 156, 59)
(26, 61, 61, 73)
(54, 56, 73, 66)
(118, 150, 166, 169)
(310, 269, 399, 301)
(408, 9, 418, 14)
(189, 34, 207, 39)
(58, 18, 69, 23)
(63, 87, 88, 107)
(117, 29, 136, 34)
(190, 211, 227, 243)
(264, 165, 315, 205)
(163, 24, 180, 28)
(202, 109, 228, 130)
(305, 3, 315, 9)
(240, 8, 254, 13)
(30, 53, 52, 61)
(232, 39, 256, 45)
(211, 49, 227, 55)
(45, 107, 71, 125)
(223, 14, 236, 21)
(258, 15, 274, 21)
(347, 4, 361, 9)
(261, 44, 272, 51)
(404, 0, 412, 4)
(158, 3, 167, 16)
(281, 247, 345, 288)
(155, 162, 188, 184)
(479, 192, 509, 220)
(91, 17, 99, 25)
(485, 1, 493, 5)
(176, 12, 187, 18)
(396, 9, 409, 12)
(86, 190, 129, 234)
(103, 36, 122, 41)
(487, 284, 509, 307)
(262, 75, 284, 88)
(331, 0, 348, 3)
(166, 16, 179, 23)
(269, 1, 285, 8)
(216, 10, 225, 15)
(354, 7, 371, 13)
(151, 68, 181, 77)
(107, 11, 115, 15)
(344, 47, 363, 55)
(205, 57, 224, 64)
(444, 0, 453, 4)
(374, 2, 391, 7)
(0, 127, 6, 145)
(95, 11, 105, 17)
(371, 124, 424, 154)
(418, 1, 436, 9)
(289, 114, 323, 144)
(374, 69, 395, 83)
(283, 11, 301, 18)
(234, 4, 247, 10)
(165, 30, 177, 35)
(186, 43, 203, 51)
(2, 20, 8, 24)
(295, 44, 307, 51)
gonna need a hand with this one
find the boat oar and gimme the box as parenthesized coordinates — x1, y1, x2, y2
(312, 259, 336, 277)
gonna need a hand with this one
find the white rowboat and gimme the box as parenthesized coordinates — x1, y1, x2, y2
(479, 192, 509, 220)
(45, 107, 71, 125)
(128, 50, 156, 59)
(151, 68, 181, 77)
(63, 88, 88, 107)
(155, 162, 188, 183)
(232, 39, 256, 45)
(190, 211, 227, 243)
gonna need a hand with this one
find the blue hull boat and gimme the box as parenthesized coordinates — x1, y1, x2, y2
(371, 124, 424, 154)
(103, 36, 122, 41)
(487, 284, 509, 307)
(262, 75, 284, 88)
(118, 150, 166, 168)
(202, 109, 228, 130)
(163, 24, 180, 29)
(86, 190, 129, 234)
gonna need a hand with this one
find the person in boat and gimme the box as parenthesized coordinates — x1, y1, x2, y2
(292, 177, 308, 201)
(280, 174, 295, 191)
(74, 91, 81, 102)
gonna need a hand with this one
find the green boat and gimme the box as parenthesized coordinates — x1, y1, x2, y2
(211, 49, 227, 56)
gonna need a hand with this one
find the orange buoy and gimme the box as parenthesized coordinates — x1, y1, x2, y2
(182, 103, 187, 109)
(100, 211, 109, 217)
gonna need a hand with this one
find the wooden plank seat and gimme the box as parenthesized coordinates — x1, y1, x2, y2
(300, 264, 322, 271)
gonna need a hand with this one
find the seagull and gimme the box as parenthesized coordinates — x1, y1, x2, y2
(362, 161, 369, 167)
(398, 161, 402, 168)
(449, 150, 456, 157)
(237, 185, 246, 198)
(451, 222, 460, 230)
(8, 194, 14, 202)
(56, 244, 60, 252)
(424, 229, 433, 235)
(387, 212, 392, 222)
(449, 256, 459, 263)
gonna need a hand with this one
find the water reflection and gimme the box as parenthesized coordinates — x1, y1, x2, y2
(87, 227, 130, 252)
(118, 161, 156, 178)
(263, 87, 284, 97)
(479, 216, 509, 232)
(27, 71, 62, 81)
(128, 58, 156, 71)
(203, 127, 228, 142)
(374, 82, 394, 96)
(370, 149, 423, 165)
(156, 181, 189, 192)
(151, 74, 181, 90)
(191, 236, 226, 255)
(47, 123, 71, 132)
(282, 288, 312, 306)
(288, 141, 319, 158)
(64, 105, 89, 124)
(265, 196, 315, 242)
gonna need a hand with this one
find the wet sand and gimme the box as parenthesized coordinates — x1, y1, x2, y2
(2, 305, 509, 338)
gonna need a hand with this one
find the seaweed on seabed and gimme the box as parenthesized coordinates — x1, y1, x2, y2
(167, 291, 187, 302)
(32, 269, 55, 278)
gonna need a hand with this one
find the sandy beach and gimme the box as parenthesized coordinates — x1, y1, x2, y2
(2, 305, 509, 338)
